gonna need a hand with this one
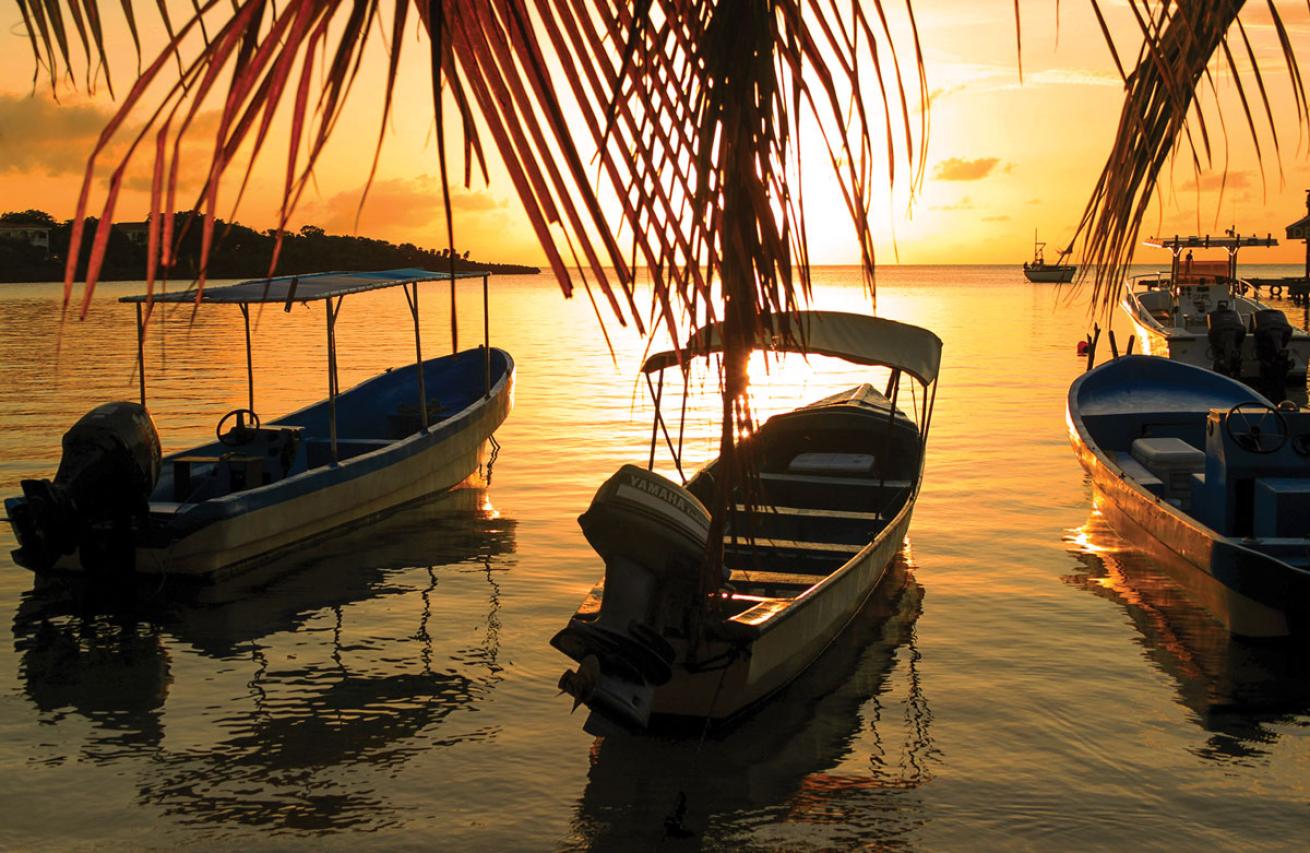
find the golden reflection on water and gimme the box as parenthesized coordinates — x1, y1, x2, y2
(12, 489, 514, 834)
(1065, 504, 1310, 762)
(2, 267, 1310, 848)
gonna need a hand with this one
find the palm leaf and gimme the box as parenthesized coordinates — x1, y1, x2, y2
(27, 0, 1309, 610)
(1072, 1, 1306, 312)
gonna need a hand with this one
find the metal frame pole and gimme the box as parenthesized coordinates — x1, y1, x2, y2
(326, 299, 339, 463)
(483, 274, 491, 399)
(135, 302, 147, 407)
(404, 282, 429, 430)
(240, 303, 255, 412)
(450, 274, 459, 355)
(647, 370, 664, 471)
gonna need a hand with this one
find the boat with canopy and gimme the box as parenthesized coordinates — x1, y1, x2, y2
(551, 310, 941, 731)
(5, 268, 513, 581)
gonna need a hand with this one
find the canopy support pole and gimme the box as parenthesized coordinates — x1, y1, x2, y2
(326, 299, 340, 463)
(450, 274, 459, 355)
(239, 303, 255, 412)
(135, 302, 146, 407)
(884, 368, 900, 399)
(483, 274, 491, 399)
(644, 372, 686, 481)
(924, 379, 938, 444)
(675, 368, 689, 473)
(403, 282, 429, 430)
(647, 369, 664, 471)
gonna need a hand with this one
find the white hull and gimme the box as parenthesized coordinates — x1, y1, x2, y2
(1121, 289, 1310, 381)
(650, 502, 915, 721)
(1024, 266, 1076, 283)
(50, 368, 513, 581)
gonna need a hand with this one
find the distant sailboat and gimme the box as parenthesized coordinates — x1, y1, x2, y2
(1023, 231, 1076, 283)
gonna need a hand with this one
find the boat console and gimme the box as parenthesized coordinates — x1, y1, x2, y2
(1190, 404, 1310, 538)
(159, 424, 306, 504)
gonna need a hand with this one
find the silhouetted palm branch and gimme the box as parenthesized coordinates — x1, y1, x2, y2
(1073, 0, 1306, 310)
(20, 0, 1307, 594)
(23, 0, 928, 600)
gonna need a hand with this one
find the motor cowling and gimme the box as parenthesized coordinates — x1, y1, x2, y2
(1253, 309, 1294, 399)
(6, 402, 161, 572)
(1206, 305, 1245, 378)
(553, 464, 711, 729)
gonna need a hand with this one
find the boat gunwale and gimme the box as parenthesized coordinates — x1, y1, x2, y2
(160, 348, 514, 525)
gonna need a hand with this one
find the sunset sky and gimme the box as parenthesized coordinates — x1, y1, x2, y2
(2, 2, 1309, 266)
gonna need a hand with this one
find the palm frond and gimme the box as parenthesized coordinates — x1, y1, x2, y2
(1073, 0, 1308, 312)
(28, 0, 924, 609)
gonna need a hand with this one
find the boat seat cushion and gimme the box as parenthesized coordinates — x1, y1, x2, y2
(1131, 437, 1204, 497)
(1130, 437, 1205, 473)
(787, 452, 875, 476)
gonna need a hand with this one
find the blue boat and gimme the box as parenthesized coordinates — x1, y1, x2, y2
(6, 269, 513, 582)
(1067, 355, 1310, 637)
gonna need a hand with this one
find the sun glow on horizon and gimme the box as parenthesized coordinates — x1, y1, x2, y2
(1, 3, 1309, 272)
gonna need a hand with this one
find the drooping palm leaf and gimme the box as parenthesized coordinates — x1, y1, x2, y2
(26, 1, 1308, 608)
(1073, 0, 1306, 311)
(27, 0, 925, 607)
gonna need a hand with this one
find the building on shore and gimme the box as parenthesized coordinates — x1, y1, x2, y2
(0, 222, 51, 254)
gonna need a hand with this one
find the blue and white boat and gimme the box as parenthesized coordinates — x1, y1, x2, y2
(6, 269, 513, 582)
(1068, 355, 1310, 637)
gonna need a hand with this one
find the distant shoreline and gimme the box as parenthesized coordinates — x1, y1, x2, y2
(0, 264, 541, 286)
(0, 210, 541, 283)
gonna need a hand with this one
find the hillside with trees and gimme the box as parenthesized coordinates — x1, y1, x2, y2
(0, 210, 539, 283)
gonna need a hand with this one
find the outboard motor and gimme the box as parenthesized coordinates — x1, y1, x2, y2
(5, 403, 161, 572)
(1253, 309, 1294, 401)
(551, 464, 711, 729)
(1206, 303, 1246, 379)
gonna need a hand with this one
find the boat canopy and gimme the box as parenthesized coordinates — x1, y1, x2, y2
(1143, 234, 1278, 251)
(117, 266, 496, 459)
(641, 311, 943, 385)
(118, 268, 485, 305)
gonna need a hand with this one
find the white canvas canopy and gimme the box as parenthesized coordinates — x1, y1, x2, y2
(641, 311, 943, 385)
(119, 268, 483, 305)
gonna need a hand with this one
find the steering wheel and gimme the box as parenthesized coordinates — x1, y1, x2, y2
(217, 408, 261, 447)
(1223, 401, 1288, 454)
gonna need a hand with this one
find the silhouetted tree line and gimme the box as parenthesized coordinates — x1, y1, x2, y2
(0, 210, 539, 283)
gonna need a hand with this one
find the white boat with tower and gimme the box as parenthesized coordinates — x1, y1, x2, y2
(1120, 231, 1310, 393)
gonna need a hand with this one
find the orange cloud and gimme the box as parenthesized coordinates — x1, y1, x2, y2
(931, 195, 975, 211)
(299, 175, 507, 239)
(933, 157, 1003, 181)
(0, 93, 221, 201)
(0, 94, 113, 175)
(1179, 170, 1256, 192)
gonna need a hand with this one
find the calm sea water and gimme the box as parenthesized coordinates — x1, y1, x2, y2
(1, 266, 1308, 850)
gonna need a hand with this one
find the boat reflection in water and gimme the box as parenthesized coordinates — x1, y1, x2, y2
(1065, 503, 1310, 761)
(12, 486, 515, 831)
(567, 555, 934, 848)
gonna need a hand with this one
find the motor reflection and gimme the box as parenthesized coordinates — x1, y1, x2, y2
(1065, 507, 1310, 763)
(13, 487, 516, 831)
(566, 556, 935, 849)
